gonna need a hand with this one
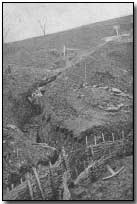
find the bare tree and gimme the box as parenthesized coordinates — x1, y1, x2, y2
(113, 25, 120, 37)
(38, 18, 46, 36)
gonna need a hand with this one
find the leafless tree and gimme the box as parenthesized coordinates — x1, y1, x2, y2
(38, 18, 46, 36)
(113, 25, 120, 37)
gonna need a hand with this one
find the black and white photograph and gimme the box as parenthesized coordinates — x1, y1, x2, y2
(2, 2, 134, 201)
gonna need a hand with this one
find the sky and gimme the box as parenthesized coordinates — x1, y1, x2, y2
(3, 3, 133, 42)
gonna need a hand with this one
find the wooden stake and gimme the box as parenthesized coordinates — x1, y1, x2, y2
(102, 133, 105, 143)
(49, 161, 52, 169)
(32, 143, 56, 151)
(86, 136, 88, 147)
(84, 63, 87, 84)
(90, 145, 94, 157)
(27, 176, 34, 200)
(17, 148, 19, 158)
(64, 45, 66, 57)
(122, 130, 124, 139)
(20, 178, 23, 184)
(11, 184, 14, 190)
(94, 136, 97, 146)
(112, 133, 114, 142)
(32, 167, 45, 200)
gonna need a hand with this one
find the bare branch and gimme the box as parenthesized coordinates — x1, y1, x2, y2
(38, 18, 46, 36)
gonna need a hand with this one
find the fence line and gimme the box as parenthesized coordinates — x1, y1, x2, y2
(4, 130, 132, 200)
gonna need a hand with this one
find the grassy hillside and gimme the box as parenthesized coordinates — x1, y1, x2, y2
(3, 15, 133, 200)
(3, 15, 133, 68)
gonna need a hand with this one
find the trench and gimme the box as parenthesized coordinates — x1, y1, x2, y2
(4, 73, 133, 192)
(5, 118, 133, 190)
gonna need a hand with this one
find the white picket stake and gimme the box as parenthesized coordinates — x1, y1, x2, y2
(90, 145, 94, 157)
(27, 178, 34, 200)
(84, 63, 87, 84)
(86, 136, 88, 147)
(122, 130, 124, 139)
(20, 178, 23, 184)
(112, 133, 115, 142)
(63, 45, 66, 57)
(102, 133, 105, 142)
(11, 184, 14, 190)
(94, 136, 97, 146)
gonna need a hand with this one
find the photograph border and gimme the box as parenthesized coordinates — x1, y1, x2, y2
(2, 1, 135, 201)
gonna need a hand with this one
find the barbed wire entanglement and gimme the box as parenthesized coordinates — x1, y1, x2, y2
(3, 130, 133, 200)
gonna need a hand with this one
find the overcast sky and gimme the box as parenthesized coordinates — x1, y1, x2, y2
(3, 3, 133, 42)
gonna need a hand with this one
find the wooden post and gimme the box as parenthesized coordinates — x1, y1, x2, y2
(11, 184, 14, 190)
(27, 175, 34, 200)
(94, 136, 97, 146)
(63, 45, 66, 57)
(84, 63, 87, 85)
(116, 28, 118, 36)
(102, 133, 105, 143)
(62, 147, 71, 178)
(32, 167, 45, 200)
(112, 133, 114, 142)
(20, 178, 23, 184)
(122, 130, 124, 140)
(90, 145, 94, 157)
(86, 136, 88, 147)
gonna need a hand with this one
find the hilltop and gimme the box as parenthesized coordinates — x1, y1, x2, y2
(3, 15, 132, 67)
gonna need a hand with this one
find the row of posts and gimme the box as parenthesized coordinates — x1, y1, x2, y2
(6, 130, 125, 196)
(86, 130, 125, 147)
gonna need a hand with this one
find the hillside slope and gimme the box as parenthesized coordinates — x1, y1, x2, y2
(3, 15, 133, 68)
(3, 15, 133, 200)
